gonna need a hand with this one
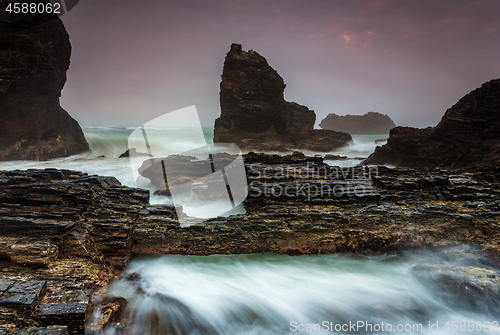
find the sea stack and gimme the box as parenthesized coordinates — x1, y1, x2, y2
(364, 78, 500, 171)
(319, 112, 396, 134)
(214, 44, 351, 151)
(0, 9, 89, 161)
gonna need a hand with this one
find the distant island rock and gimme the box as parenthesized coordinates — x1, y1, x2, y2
(213, 44, 352, 151)
(319, 112, 396, 134)
(0, 11, 89, 161)
(364, 78, 500, 172)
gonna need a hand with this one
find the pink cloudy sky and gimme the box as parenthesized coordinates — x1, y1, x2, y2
(59, 0, 500, 128)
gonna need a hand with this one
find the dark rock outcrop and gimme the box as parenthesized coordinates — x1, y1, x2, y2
(138, 151, 323, 193)
(0, 169, 150, 334)
(214, 44, 352, 151)
(119, 148, 151, 158)
(137, 153, 243, 200)
(364, 79, 500, 170)
(0, 4, 89, 161)
(319, 111, 396, 134)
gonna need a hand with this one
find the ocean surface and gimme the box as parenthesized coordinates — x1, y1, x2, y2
(0, 126, 388, 207)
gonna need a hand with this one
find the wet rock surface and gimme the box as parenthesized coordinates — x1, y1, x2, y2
(214, 44, 352, 151)
(0, 169, 149, 334)
(0, 280, 47, 314)
(410, 246, 500, 314)
(119, 149, 151, 159)
(1, 157, 500, 332)
(0, 4, 89, 161)
(135, 162, 500, 257)
(137, 151, 322, 197)
(86, 273, 209, 335)
(85, 296, 126, 333)
(9, 325, 67, 335)
(364, 78, 500, 171)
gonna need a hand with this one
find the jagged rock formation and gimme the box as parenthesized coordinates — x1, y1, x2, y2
(0, 169, 149, 334)
(119, 148, 151, 158)
(0, 6, 89, 161)
(364, 79, 500, 171)
(214, 44, 352, 151)
(319, 111, 396, 134)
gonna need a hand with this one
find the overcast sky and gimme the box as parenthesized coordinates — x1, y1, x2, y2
(59, 0, 500, 128)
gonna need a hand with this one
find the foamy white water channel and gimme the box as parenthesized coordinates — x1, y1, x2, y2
(89, 247, 500, 335)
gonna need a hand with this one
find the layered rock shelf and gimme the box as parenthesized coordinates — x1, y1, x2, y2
(1, 158, 500, 332)
(214, 44, 352, 151)
(0, 169, 149, 334)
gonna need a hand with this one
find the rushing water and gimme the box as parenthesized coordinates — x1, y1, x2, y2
(89, 246, 500, 335)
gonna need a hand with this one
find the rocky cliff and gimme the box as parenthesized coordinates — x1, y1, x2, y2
(0, 4, 89, 161)
(364, 78, 500, 172)
(319, 111, 396, 134)
(214, 44, 351, 151)
(0, 169, 150, 334)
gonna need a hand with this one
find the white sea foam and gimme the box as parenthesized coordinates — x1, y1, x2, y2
(90, 246, 499, 335)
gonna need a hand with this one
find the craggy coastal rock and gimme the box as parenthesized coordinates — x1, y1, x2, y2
(319, 111, 396, 134)
(213, 44, 352, 151)
(1, 157, 500, 332)
(133, 153, 500, 256)
(0, 6, 89, 161)
(0, 169, 149, 334)
(364, 79, 500, 172)
(118, 148, 151, 159)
